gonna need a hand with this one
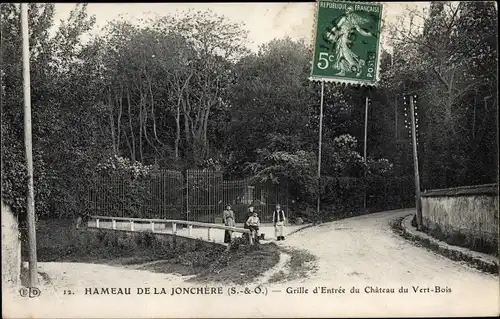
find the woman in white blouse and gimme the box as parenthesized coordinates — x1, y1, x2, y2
(222, 205, 235, 243)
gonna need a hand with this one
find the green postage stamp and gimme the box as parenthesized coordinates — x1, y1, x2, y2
(310, 0, 383, 85)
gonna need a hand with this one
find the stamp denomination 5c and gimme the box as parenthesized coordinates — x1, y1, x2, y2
(310, 0, 383, 85)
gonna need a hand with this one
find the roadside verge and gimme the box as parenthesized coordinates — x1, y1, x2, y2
(392, 214, 498, 275)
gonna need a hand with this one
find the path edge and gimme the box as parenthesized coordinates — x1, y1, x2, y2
(392, 214, 499, 275)
(286, 223, 316, 237)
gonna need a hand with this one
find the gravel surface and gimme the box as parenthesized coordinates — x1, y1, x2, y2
(4, 209, 499, 318)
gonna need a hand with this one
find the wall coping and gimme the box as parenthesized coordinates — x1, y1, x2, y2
(86, 226, 226, 248)
(422, 183, 498, 197)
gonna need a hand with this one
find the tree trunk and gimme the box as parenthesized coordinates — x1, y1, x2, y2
(183, 110, 190, 158)
(116, 86, 123, 154)
(141, 89, 159, 158)
(174, 74, 193, 162)
(139, 90, 144, 162)
(182, 99, 191, 150)
(175, 98, 181, 161)
(108, 90, 117, 155)
(123, 127, 133, 159)
(445, 67, 456, 131)
(202, 99, 213, 158)
(127, 88, 136, 161)
(146, 75, 163, 147)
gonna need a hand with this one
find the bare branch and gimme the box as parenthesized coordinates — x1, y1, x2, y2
(433, 67, 450, 91)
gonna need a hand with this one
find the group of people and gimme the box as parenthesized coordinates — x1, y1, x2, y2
(222, 204, 287, 243)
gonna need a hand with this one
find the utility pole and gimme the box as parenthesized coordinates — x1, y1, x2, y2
(472, 89, 477, 139)
(364, 96, 369, 161)
(390, 53, 398, 140)
(363, 96, 369, 209)
(21, 3, 38, 287)
(316, 81, 325, 223)
(394, 96, 398, 140)
(409, 94, 422, 230)
(186, 172, 189, 221)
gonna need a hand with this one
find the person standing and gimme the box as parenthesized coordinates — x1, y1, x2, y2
(222, 205, 235, 243)
(273, 204, 286, 241)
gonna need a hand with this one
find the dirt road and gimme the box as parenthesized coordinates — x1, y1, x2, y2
(4, 209, 499, 318)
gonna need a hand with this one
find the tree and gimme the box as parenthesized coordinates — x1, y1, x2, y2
(1, 3, 58, 217)
(92, 11, 250, 168)
(1, 3, 108, 218)
(169, 10, 250, 165)
(385, 1, 498, 188)
(225, 38, 316, 174)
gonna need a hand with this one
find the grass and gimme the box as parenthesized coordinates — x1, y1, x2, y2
(28, 219, 158, 263)
(425, 223, 498, 257)
(390, 216, 498, 275)
(187, 241, 281, 285)
(27, 219, 283, 284)
(268, 247, 318, 283)
(390, 216, 444, 253)
(20, 267, 52, 287)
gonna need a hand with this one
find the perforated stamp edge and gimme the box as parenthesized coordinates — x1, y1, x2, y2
(308, 0, 385, 87)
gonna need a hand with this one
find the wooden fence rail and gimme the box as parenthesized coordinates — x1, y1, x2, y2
(88, 215, 254, 245)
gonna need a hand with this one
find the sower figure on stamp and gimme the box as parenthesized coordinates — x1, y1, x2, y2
(222, 205, 235, 244)
(273, 204, 286, 241)
(324, 6, 375, 77)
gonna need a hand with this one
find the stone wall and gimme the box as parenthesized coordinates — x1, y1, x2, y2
(421, 184, 499, 254)
(1, 199, 21, 287)
(86, 227, 225, 252)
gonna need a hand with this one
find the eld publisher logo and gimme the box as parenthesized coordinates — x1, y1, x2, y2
(19, 287, 41, 298)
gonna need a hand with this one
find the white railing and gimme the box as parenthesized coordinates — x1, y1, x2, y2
(88, 215, 254, 245)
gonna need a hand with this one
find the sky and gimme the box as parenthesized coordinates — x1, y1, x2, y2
(51, 2, 430, 53)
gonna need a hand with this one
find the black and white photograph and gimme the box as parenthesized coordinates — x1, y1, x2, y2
(1, 1, 498, 318)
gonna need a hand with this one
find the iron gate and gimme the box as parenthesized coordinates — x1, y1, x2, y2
(86, 169, 289, 223)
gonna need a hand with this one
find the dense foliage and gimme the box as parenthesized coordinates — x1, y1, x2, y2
(385, 2, 498, 189)
(1, 2, 497, 221)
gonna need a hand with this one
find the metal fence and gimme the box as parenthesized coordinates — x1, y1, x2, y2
(186, 170, 223, 223)
(86, 169, 288, 224)
(221, 179, 289, 223)
(87, 170, 184, 220)
(85, 169, 411, 223)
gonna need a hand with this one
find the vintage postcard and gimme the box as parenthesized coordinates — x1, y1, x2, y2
(2, 1, 499, 318)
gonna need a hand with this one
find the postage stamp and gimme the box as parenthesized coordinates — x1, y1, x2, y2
(310, 0, 383, 85)
(2, 2, 499, 319)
